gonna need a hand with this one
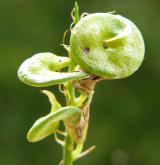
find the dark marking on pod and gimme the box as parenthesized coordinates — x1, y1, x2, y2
(83, 47, 90, 54)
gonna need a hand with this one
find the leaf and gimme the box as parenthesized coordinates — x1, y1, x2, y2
(74, 1, 80, 24)
(27, 106, 81, 142)
(41, 90, 61, 112)
(18, 52, 89, 87)
(71, 2, 80, 24)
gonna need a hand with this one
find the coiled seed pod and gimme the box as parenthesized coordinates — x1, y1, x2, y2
(70, 13, 145, 79)
(18, 52, 89, 87)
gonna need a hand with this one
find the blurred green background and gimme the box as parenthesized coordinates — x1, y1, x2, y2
(0, 0, 159, 165)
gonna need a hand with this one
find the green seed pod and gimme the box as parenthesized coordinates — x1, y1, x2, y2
(70, 13, 145, 79)
(18, 52, 89, 87)
(27, 106, 81, 142)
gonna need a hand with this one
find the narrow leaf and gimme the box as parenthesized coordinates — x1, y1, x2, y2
(27, 106, 81, 142)
(74, 1, 80, 24)
(41, 90, 61, 112)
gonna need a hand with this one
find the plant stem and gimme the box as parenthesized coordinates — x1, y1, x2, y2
(62, 57, 76, 165)
(63, 134, 74, 165)
(62, 3, 98, 161)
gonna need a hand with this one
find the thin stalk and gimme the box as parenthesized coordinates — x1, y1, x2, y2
(63, 57, 76, 165)
(62, 3, 92, 164)
(63, 134, 74, 165)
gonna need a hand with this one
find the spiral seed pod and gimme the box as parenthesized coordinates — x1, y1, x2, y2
(27, 106, 81, 142)
(18, 52, 89, 87)
(70, 13, 145, 79)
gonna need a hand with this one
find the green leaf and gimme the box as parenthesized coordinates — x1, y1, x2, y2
(41, 90, 61, 112)
(18, 52, 89, 87)
(71, 2, 80, 25)
(27, 106, 81, 142)
(74, 1, 80, 24)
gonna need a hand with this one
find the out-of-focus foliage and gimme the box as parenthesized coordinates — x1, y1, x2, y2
(0, 0, 159, 165)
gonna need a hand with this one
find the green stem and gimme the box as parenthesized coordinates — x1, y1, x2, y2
(72, 142, 83, 159)
(63, 134, 74, 165)
(63, 56, 76, 165)
(62, 3, 84, 164)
